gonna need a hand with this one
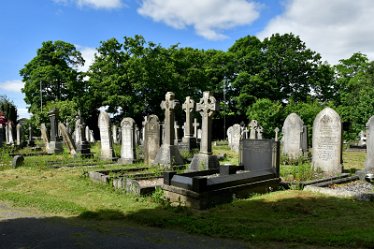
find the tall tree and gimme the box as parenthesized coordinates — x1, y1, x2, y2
(20, 40, 84, 122)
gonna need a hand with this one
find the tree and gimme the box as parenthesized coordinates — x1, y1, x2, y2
(0, 95, 17, 123)
(20, 40, 84, 123)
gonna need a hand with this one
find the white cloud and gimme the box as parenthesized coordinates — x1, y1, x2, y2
(0, 80, 24, 93)
(257, 0, 374, 64)
(77, 46, 97, 72)
(53, 0, 123, 9)
(17, 108, 31, 119)
(137, 0, 260, 40)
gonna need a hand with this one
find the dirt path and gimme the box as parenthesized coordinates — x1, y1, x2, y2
(0, 202, 359, 249)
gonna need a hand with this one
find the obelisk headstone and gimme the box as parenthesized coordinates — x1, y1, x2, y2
(98, 110, 115, 160)
(119, 117, 136, 164)
(312, 107, 342, 175)
(47, 108, 63, 154)
(153, 92, 184, 167)
(189, 91, 219, 171)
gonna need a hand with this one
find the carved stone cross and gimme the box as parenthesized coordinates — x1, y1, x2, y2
(196, 91, 217, 154)
(193, 118, 200, 138)
(160, 92, 178, 145)
(182, 96, 195, 138)
(274, 127, 280, 141)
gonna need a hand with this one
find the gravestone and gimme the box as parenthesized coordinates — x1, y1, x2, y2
(16, 123, 22, 146)
(153, 92, 184, 167)
(58, 122, 77, 157)
(358, 130, 367, 146)
(189, 91, 219, 171)
(365, 116, 374, 172)
(89, 130, 95, 143)
(226, 126, 233, 148)
(12, 155, 24, 168)
(7, 122, 14, 145)
(85, 126, 90, 143)
(274, 127, 280, 141)
(182, 96, 196, 150)
(119, 117, 136, 164)
(27, 125, 35, 147)
(98, 110, 115, 160)
(75, 115, 91, 157)
(174, 121, 179, 145)
(197, 129, 202, 140)
(193, 118, 200, 139)
(249, 120, 258, 139)
(230, 124, 241, 152)
(312, 107, 342, 175)
(40, 123, 50, 151)
(0, 124, 3, 147)
(256, 126, 264, 139)
(144, 115, 160, 165)
(282, 113, 304, 159)
(47, 108, 63, 154)
(135, 125, 140, 145)
(112, 125, 119, 144)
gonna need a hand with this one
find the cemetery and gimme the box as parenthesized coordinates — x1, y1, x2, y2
(2, 33, 374, 248)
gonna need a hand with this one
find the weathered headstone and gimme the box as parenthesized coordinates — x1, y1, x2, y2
(182, 96, 196, 150)
(85, 126, 90, 143)
(27, 125, 35, 147)
(312, 107, 342, 175)
(47, 108, 63, 154)
(112, 124, 119, 144)
(75, 116, 83, 146)
(119, 117, 136, 164)
(58, 122, 77, 157)
(249, 120, 258, 139)
(98, 110, 115, 160)
(16, 123, 22, 146)
(226, 126, 233, 147)
(282, 113, 304, 159)
(75, 115, 91, 157)
(365, 116, 374, 172)
(230, 124, 241, 152)
(7, 122, 14, 145)
(144, 115, 160, 165)
(256, 126, 264, 139)
(89, 130, 95, 143)
(153, 92, 184, 167)
(189, 91, 219, 171)
(40, 123, 50, 151)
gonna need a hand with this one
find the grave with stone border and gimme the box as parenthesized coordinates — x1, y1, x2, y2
(162, 138, 281, 209)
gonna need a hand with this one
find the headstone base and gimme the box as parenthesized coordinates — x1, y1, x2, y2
(117, 158, 134, 165)
(47, 141, 63, 154)
(153, 144, 184, 168)
(189, 153, 219, 171)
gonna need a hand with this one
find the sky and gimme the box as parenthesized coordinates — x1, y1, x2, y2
(1, 0, 374, 119)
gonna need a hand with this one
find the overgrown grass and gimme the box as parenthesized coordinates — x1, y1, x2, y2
(0, 145, 372, 247)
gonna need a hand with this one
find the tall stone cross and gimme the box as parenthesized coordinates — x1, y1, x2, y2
(196, 91, 217, 154)
(160, 92, 178, 146)
(193, 118, 200, 138)
(274, 127, 280, 141)
(182, 96, 195, 138)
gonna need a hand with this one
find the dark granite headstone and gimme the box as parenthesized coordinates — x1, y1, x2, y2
(12, 155, 24, 168)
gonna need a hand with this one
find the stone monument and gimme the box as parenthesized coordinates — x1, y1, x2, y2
(282, 113, 304, 159)
(75, 114, 91, 157)
(144, 115, 160, 165)
(58, 122, 77, 157)
(189, 91, 219, 171)
(230, 124, 241, 152)
(365, 116, 374, 172)
(153, 92, 184, 167)
(193, 118, 200, 139)
(16, 123, 22, 146)
(249, 120, 258, 139)
(119, 117, 136, 164)
(47, 108, 63, 154)
(182, 96, 196, 150)
(312, 107, 342, 175)
(98, 110, 115, 160)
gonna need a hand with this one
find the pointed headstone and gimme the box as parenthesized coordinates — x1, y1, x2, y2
(144, 115, 160, 165)
(282, 113, 304, 159)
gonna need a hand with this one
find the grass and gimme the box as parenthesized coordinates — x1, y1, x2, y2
(0, 142, 373, 248)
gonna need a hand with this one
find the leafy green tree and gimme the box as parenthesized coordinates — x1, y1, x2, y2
(0, 95, 17, 123)
(20, 40, 84, 123)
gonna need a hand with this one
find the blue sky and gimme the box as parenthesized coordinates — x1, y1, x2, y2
(1, 0, 374, 119)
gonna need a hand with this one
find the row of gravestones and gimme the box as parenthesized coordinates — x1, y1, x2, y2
(0, 122, 34, 147)
(227, 121, 264, 152)
(97, 91, 219, 171)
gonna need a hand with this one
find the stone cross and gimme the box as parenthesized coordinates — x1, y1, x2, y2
(174, 121, 179, 145)
(196, 91, 217, 154)
(249, 120, 258, 139)
(193, 118, 200, 138)
(182, 96, 195, 139)
(274, 127, 280, 141)
(160, 92, 178, 146)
